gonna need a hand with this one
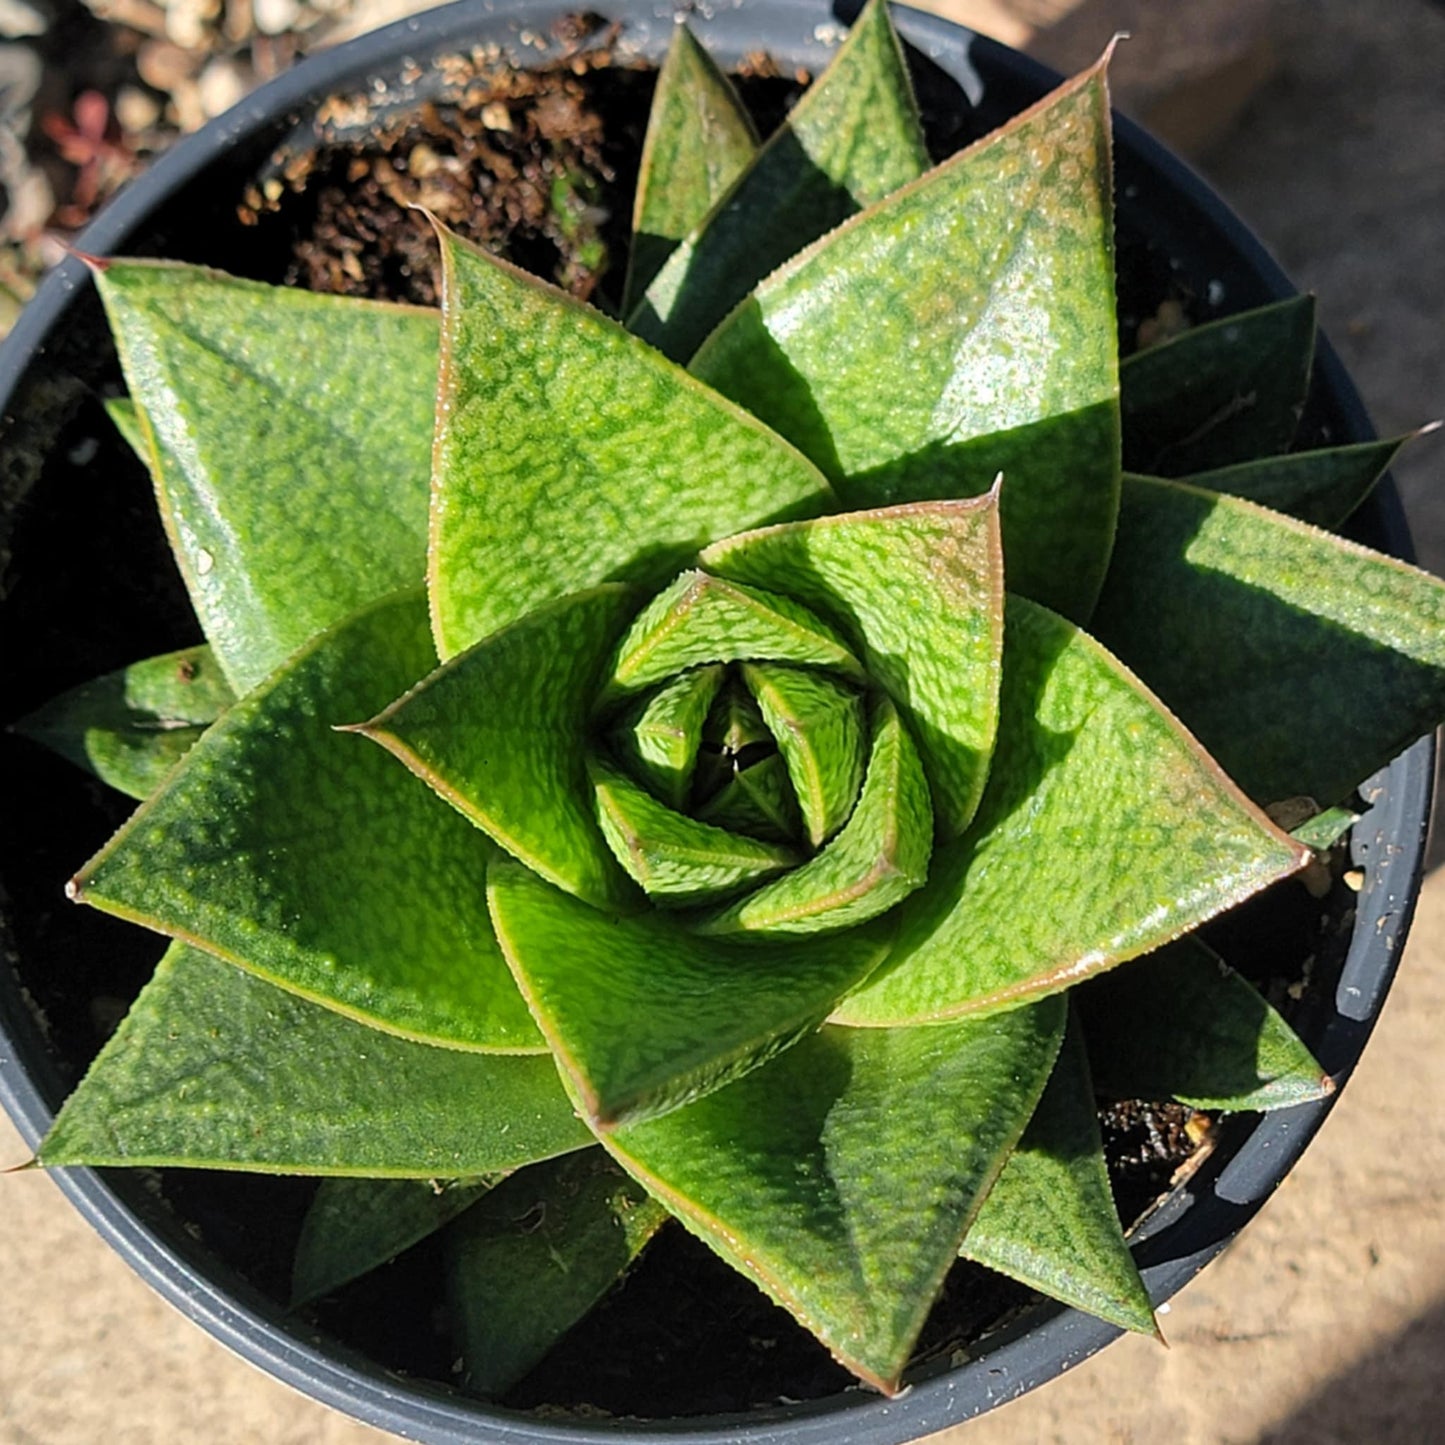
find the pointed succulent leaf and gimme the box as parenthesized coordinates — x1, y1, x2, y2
(702, 669, 773, 754)
(691, 61, 1119, 622)
(610, 665, 723, 809)
(833, 595, 1309, 1027)
(15, 643, 234, 800)
(605, 1000, 1066, 1393)
(742, 662, 865, 846)
(95, 260, 438, 694)
(293, 1174, 502, 1306)
(1077, 937, 1332, 1111)
(429, 226, 833, 658)
(1090, 475, 1445, 807)
(600, 570, 864, 703)
(630, 0, 928, 361)
(1176, 431, 1415, 530)
(622, 23, 758, 314)
(70, 592, 542, 1051)
(447, 1150, 669, 1397)
(488, 857, 894, 1127)
(703, 496, 1005, 837)
(1120, 296, 1315, 475)
(590, 757, 798, 906)
(694, 752, 800, 842)
(361, 586, 640, 912)
(1291, 804, 1358, 852)
(962, 1015, 1155, 1336)
(696, 696, 932, 937)
(39, 944, 591, 1173)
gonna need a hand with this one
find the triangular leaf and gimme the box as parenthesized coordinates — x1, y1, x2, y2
(428, 226, 832, 658)
(604, 1000, 1066, 1393)
(610, 664, 724, 810)
(95, 260, 438, 694)
(695, 752, 801, 842)
(833, 595, 1308, 1026)
(71, 592, 542, 1051)
(690, 61, 1119, 622)
(629, 0, 929, 361)
(39, 944, 591, 1173)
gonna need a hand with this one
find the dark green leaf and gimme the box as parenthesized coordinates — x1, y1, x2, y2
(694, 752, 800, 843)
(1291, 804, 1358, 852)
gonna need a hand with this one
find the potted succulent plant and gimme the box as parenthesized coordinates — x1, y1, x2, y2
(2, 0, 1440, 1440)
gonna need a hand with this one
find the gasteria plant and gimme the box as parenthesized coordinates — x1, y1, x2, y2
(18, 0, 1445, 1403)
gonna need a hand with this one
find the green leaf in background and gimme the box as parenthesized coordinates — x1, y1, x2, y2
(1076, 937, 1333, 1111)
(622, 23, 758, 314)
(696, 696, 932, 936)
(71, 592, 543, 1051)
(1120, 296, 1315, 476)
(629, 0, 928, 361)
(691, 60, 1118, 623)
(361, 586, 640, 912)
(488, 858, 893, 1126)
(610, 664, 724, 810)
(39, 944, 591, 1173)
(428, 226, 832, 659)
(1090, 475, 1445, 808)
(962, 1015, 1156, 1336)
(293, 1174, 502, 1306)
(94, 260, 438, 694)
(832, 595, 1309, 1027)
(15, 643, 233, 800)
(702, 496, 1004, 837)
(447, 1151, 669, 1397)
(606, 1000, 1065, 1392)
(1291, 804, 1358, 852)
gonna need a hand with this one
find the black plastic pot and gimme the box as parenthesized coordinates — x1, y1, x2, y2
(0, 2, 1432, 1441)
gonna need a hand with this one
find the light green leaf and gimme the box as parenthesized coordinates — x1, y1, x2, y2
(1291, 804, 1358, 852)
(702, 496, 1004, 837)
(95, 260, 438, 694)
(696, 696, 932, 937)
(15, 644, 234, 800)
(104, 395, 149, 460)
(605, 1000, 1066, 1393)
(1089, 475, 1445, 807)
(690, 61, 1119, 622)
(610, 665, 724, 810)
(71, 592, 542, 1052)
(629, 0, 928, 361)
(1120, 296, 1315, 476)
(447, 1151, 669, 1397)
(428, 226, 832, 659)
(962, 1015, 1155, 1336)
(1077, 937, 1333, 1111)
(39, 944, 591, 1173)
(832, 595, 1309, 1027)
(488, 858, 894, 1127)
(622, 23, 758, 315)
(361, 586, 640, 912)
(293, 1174, 501, 1305)
(694, 752, 801, 843)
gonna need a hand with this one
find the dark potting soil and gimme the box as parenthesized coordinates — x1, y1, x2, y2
(0, 21, 1362, 1425)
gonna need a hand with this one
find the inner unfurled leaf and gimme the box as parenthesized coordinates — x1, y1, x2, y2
(15, 643, 234, 800)
(428, 226, 832, 659)
(622, 23, 758, 314)
(696, 696, 932, 937)
(447, 1151, 669, 1398)
(1120, 296, 1315, 476)
(71, 592, 543, 1051)
(1090, 475, 1445, 807)
(629, 0, 928, 361)
(361, 585, 640, 912)
(95, 260, 438, 694)
(691, 61, 1118, 622)
(488, 857, 894, 1127)
(832, 595, 1309, 1027)
(962, 1014, 1155, 1336)
(1076, 936, 1332, 1111)
(610, 665, 723, 810)
(703, 496, 1004, 837)
(605, 999, 1066, 1393)
(695, 752, 800, 843)
(590, 756, 797, 906)
(40, 943, 591, 1173)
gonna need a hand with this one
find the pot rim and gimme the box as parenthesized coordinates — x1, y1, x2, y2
(0, 2, 1433, 1441)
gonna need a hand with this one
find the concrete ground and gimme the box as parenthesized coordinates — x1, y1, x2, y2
(2, 0, 1443, 1440)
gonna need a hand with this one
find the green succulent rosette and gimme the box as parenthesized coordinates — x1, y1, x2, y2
(28, 1, 1445, 1397)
